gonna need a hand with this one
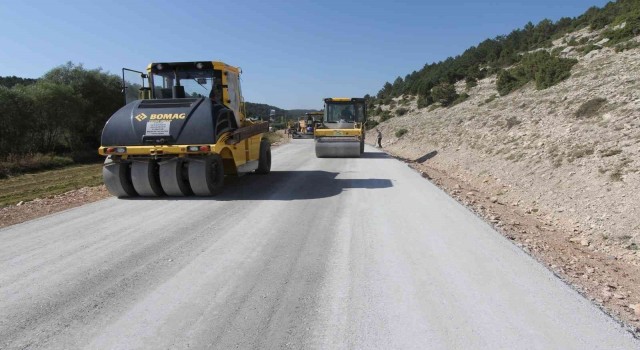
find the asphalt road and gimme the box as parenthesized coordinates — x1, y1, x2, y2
(1, 140, 638, 349)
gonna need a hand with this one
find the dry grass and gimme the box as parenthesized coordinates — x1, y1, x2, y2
(0, 153, 75, 178)
(264, 131, 286, 145)
(0, 163, 103, 207)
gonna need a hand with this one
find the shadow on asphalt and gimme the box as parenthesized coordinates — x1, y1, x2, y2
(219, 171, 393, 201)
(360, 152, 393, 159)
(126, 171, 393, 201)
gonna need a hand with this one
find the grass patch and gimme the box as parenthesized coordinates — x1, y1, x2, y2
(601, 148, 622, 157)
(395, 128, 408, 138)
(484, 94, 498, 104)
(610, 168, 623, 181)
(0, 153, 75, 179)
(567, 145, 595, 162)
(581, 43, 602, 55)
(0, 163, 103, 207)
(505, 116, 521, 130)
(575, 97, 607, 118)
(615, 40, 640, 52)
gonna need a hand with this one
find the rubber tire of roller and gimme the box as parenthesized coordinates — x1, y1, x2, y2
(159, 158, 193, 196)
(315, 141, 324, 158)
(103, 156, 137, 198)
(130, 159, 164, 196)
(255, 139, 271, 174)
(188, 154, 224, 196)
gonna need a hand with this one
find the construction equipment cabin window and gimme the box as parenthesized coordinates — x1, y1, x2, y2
(150, 67, 214, 99)
(325, 102, 365, 123)
(226, 71, 240, 111)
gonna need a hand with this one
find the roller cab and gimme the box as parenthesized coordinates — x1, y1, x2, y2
(314, 98, 366, 158)
(99, 61, 271, 198)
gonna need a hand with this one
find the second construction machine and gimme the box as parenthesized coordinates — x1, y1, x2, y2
(314, 97, 366, 157)
(99, 61, 271, 197)
(294, 112, 323, 138)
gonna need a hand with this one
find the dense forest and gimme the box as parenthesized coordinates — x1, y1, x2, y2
(374, 0, 640, 107)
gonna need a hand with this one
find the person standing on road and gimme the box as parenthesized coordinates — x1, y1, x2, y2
(376, 129, 382, 148)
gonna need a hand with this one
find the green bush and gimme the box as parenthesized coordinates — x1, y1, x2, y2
(365, 120, 379, 130)
(534, 56, 578, 89)
(603, 11, 640, 45)
(496, 70, 526, 96)
(379, 111, 393, 122)
(396, 107, 409, 116)
(484, 94, 498, 104)
(615, 41, 640, 52)
(431, 82, 458, 107)
(417, 95, 433, 109)
(451, 93, 469, 106)
(465, 77, 478, 90)
(581, 44, 602, 54)
(395, 128, 408, 138)
(496, 51, 577, 95)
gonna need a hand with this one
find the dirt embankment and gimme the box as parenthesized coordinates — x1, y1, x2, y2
(367, 34, 640, 333)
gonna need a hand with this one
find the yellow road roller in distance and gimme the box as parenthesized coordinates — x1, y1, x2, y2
(314, 97, 366, 157)
(99, 61, 271, 197)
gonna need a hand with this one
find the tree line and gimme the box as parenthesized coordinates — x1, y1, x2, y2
(0, 63, 122, 162)
(374, 0, 640, 106)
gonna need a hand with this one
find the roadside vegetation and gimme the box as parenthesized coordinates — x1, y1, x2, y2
(0, 63, 122, 176)
(496, 51, 578, 95)
(0, 163, 103, 207)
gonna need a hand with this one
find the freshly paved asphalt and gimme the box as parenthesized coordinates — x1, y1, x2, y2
(1, 140, 637, 349)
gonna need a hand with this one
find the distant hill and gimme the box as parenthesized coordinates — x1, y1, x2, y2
(244, 102, 285, 120)
(287, 109, 322, 118)
(374, 0, 640, 104)
(245, 102, 320, 120)
(1, 74, 317, 121)
(0, 76, 37, 89)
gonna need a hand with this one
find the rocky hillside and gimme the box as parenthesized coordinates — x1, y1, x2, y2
(372, 24, 640, 244)
(367, 25, 640, 329)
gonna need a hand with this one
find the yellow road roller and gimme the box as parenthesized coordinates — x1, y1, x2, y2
(99, 61, 270, 197)
(314, 97, 366, 157)
(294, 112, 323, 138)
